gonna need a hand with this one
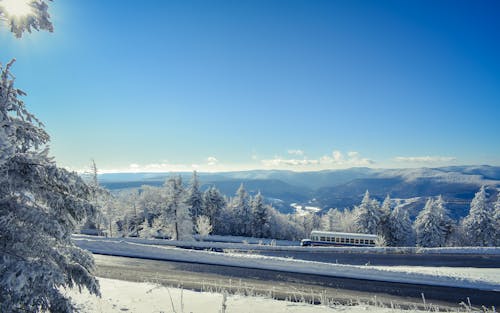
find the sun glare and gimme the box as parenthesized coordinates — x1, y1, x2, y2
(1, 0, 33, 17)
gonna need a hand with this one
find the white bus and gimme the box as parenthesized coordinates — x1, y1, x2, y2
(300, 230, 378, 247)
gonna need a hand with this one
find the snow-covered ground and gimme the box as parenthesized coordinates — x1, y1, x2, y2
(291, 203, 322, 216)
(367, 266, 500, 287)
(67, 277, 433, 313)
(73, 234, 500, 254)
(74, 237, 500, 291)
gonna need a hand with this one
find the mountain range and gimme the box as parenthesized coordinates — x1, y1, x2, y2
(99, 165, 500, 219)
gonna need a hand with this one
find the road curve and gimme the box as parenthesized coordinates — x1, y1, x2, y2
(92, 254, 499, 309)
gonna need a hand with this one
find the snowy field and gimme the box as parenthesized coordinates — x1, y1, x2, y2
(74, 237, 500, 291)
(67, 277, 436, 313)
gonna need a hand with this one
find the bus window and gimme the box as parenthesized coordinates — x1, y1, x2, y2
(340, 238, 345, 243)
(320, 236, 326, 241)
(369, 240, 375, 245)
(335, 237, 339, 243)
(355, 239, 359, 244)
(350, 239, 355, 244)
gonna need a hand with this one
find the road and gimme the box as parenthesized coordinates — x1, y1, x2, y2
(248, 250, 500, 267)
(93, 254, 500, 309)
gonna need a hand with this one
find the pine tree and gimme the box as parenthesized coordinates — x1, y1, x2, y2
(0, 0, 53, 38)
(164, 176, 192, 240)
(434, 195, 453, 244)
(232, 183, 251, 236)
(414, 197, 451, 247)
(0, 60, 100, 312)
(251, 192, 269, 238)
(186, 171, 203, 229)
(493, 192, 500, 246)
(378, 194, 392, 241)
(462, 186, 495, 246)
(202, 186, 226, 234)
(388, 206, 413, 246)
(353, 190, 381, 234)
(81, 159, 109, 235)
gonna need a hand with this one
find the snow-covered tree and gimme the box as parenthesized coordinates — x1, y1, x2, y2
(353, 190, 381, 234)
(251, 192, 270, 238)
(195, 215, 213, 239)
(378, 194, 392, 240)
(163, 176, 192, 240)
(185, 171, 203, 228)
(414, 197, 452, 247)
(81, 159, 109, 235)
(232, 183, 251, 236)
(0, 0, 53, 38)
(462, 186, 495, 246)
(387, 206, 413, 246)
(493, 193, 500, 246)
(202, 186, 226, 234)
(0, 60, 99, 312)
(434, 195, 453, 244)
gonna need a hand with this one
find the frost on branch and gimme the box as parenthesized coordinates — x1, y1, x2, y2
(0, 0, 54, 37)
(0, 60, 100, 313)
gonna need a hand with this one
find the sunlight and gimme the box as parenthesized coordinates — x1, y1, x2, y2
(1, 0, 33, 17)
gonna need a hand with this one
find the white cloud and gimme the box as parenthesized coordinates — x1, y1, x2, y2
(261, 157, 319, 167)
(319, 150, 374, 166)
(394, 156, 457, 163)
(261, 150, 374, 168)
(287, 149, 304, 156)
(207, 156, 218, 166)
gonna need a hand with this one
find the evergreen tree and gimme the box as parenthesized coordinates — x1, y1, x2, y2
(388, 206, 413, 246)
(378, 194, 392, 241)
(494, 192, 500, 245)
(251, 192, 269, 238)
(202, 186, 226, 234)
(232, 183, 251, 236)
(0, 60, 100, 312)
(163, 176, 192, 240)
(434, 195, 453, 244)
(81, 159, 109, 235)
(320, 208, 341, 231)
(414, 197, 451, 247)
(185, 171, 203, 229)
(353, 190, 381, 234)
(462, 186, 495, 246)
(0, 0, 53, 38)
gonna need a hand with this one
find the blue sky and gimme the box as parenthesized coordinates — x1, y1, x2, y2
(1, 0, 499, 172)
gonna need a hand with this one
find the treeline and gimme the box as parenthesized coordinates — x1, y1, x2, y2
(320, 187, 500, 247)
(84, 169, 500, 247)
(83, 171, 312, 241)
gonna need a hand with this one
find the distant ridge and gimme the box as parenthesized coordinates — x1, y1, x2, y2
(99, 166, 500, 219)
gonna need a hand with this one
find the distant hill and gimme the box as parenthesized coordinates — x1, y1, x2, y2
(99, 166, 500, 219)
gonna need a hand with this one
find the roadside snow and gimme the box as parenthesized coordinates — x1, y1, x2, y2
(67, 277, 430, 313)
(72, 234, 500, 255)
(366, 266, 500, 287)
(74, 237, 500, 291)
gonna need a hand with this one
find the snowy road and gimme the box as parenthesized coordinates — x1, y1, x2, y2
(74, 237, 500, 307)
(252, 250, 500, 267)
(93, 254, 496, 310)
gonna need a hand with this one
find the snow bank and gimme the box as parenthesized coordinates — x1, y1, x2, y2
(67, 277, 430, 313)
(72, 234, 500, 255)
(74, 237, 500, 291)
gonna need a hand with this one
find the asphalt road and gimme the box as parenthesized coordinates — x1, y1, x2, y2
(248, 250, 500, 267)
(93, 254, 500, 310)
